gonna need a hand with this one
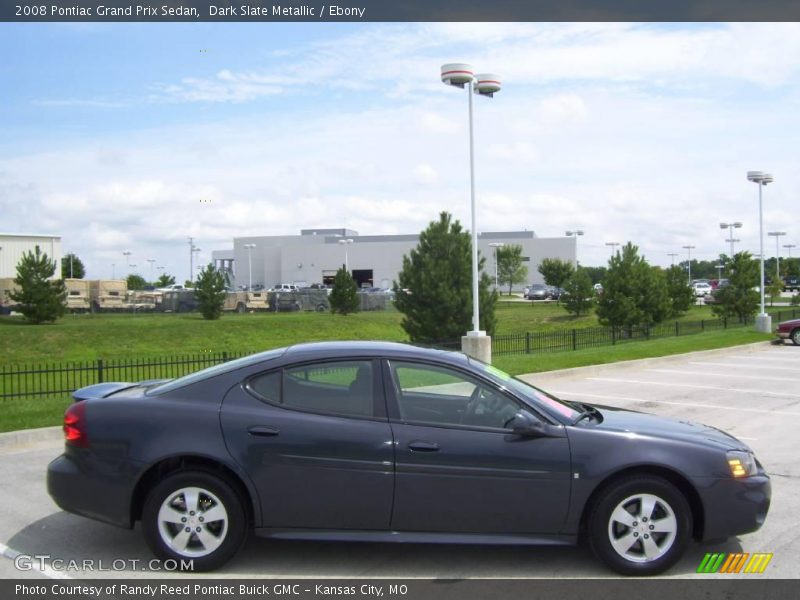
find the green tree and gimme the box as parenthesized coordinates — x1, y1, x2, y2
(126, 273, 147, 291)
(562, 268, 594, 316)
(193, 263, 227, 320)
(582, 266, 607, 286)
(665, 265, 694, 317)
(537, 258, 574, 289)
(329, 265, 359, 315)
(9, 245, 67, 324)
(496, 244, 528, 296)
(767, 278, 783, 307)
(711, 252, 759, 323)
(596, 242, 671, 330)
(156, 273, 176, 287)
(61, 253, 86, 279)
(394, 212, 496, 343)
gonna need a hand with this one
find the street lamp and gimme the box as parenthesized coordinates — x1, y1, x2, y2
(716, 264, 724, 281)
(719, 221, 742, 259)
(337, 238, 354, 272)
(682, 245, 696, 284)
(767, 231, 786, 283)
(747, 170, 774, 333)
(605, 242, 620, 257)
(488, 242, 504, 292)
(667, 252, 679, 267)
(122, 251, 131, 271)
(146, 258, 156, 282)
(243, 243, 256, 291)
(784, 243, 797, 258)
(565, 230, 584, 269)
(441, 63, 501, 342)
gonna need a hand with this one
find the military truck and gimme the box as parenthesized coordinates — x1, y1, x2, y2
(89, 279, 128, 312)
(266, 288, 330, 312)
(0, 278, 19, 315)
(159, 289, 198, 313)
(126, 290, 157, 311)
(64, 279, 91, 313)
(223, 290, 269, 313)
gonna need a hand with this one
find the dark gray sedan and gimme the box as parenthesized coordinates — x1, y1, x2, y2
(47, 341, 770, 575)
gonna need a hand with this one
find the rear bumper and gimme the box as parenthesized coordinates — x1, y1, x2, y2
(776, 330, 791, 339)
(696, 473, 771, 541)
(47, 453, 136, 529)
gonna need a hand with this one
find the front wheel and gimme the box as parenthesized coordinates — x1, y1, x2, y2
(588, 476, 692, 576)
(142, 471, 247, 571)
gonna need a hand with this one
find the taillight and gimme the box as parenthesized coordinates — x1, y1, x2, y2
(64, 401, 88, 448)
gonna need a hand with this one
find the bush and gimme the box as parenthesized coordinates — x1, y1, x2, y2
(9, 245, 66, 324)
(193, 264, 227, 320)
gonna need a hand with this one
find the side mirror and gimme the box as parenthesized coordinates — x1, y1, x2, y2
(509, 410, 547, 437)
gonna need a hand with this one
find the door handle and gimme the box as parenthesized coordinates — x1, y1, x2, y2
(408, 441, 440, 452)
(248, 426, 279, 437)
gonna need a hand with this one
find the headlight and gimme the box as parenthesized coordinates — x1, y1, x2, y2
(727, 451, 757, 478)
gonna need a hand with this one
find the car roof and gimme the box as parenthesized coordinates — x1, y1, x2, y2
(283, 340, 468, 365)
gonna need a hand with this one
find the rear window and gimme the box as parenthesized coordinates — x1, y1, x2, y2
(147, 348, 285, 396)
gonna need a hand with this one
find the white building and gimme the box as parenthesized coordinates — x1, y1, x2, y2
(0, 233, 62, 279)
(213, 228, 575, 291)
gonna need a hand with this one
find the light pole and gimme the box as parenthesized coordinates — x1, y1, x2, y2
(122, 251, 131, 272)
(716, 264, 724, 281)
(747, 170, 774, 332)
(767, 231, 786, 283)
(784, 243, 797, 258)
(243, 243, 256, 291)
(565, 230, 584, 269)
(682, 245, 696, 284)
(337, 238, 354, 273)
(441, 63, 501, 348)
(605, 242, 620, 258)
(719, 221, 742, 259)
(146, 259, 156, 283)
(488, 242, 504, 292)
(667, 252, 679, 267)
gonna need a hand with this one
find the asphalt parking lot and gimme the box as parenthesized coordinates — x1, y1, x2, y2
(1, 342, 798, 580)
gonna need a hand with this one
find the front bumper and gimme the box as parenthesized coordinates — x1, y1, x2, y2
(47, 453, 136, 529)
(696, 473, 771, 541)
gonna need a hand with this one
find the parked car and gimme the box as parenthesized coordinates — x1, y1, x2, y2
(156, 283, 191, 292)
(524, 284, 552, 300)
(783, 276, 800, 292)
(48, 342, 770, 575)
(692, 282, 713, 298)
(272, 283, 299, 292)
(775, 318, 800, 345)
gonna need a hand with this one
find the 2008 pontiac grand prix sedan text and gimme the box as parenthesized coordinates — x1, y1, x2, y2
(47, 341, 771, 575)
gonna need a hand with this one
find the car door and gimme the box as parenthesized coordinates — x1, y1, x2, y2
(220, 358, 394, 530)
(384, 359, 572, 534)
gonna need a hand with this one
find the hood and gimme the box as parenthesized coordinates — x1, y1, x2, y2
(580, 403, 750, 452)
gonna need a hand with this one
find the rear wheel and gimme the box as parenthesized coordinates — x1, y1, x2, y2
(791, 328, 800, 346)
(236, 303, 246, 314)
(588, 476, 691, 576)
(142, 471, 246, 571)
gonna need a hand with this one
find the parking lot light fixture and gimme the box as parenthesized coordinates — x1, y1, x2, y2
(488, 242, 504, 291)
(566, 230, 584, 268)
(441, 63, 501, 340)
(337, 238, 354, 272)
(667, 252, 679, 267)
(243, 243, 256, 291)
(719, 221, 742, 258)
(747, 171, 774, 332)
(768, 232, 787, 281)
(783, 243, 796, 258)
(682, 245, 696, 283)
(605, 242, 620, 258)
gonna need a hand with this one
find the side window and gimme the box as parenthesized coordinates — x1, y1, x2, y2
(283, 360, 374, 418)
(248, 371, 281, 404)
(390, 361, 521, 429)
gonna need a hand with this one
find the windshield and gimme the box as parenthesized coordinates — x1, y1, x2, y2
(471, 361, 581, 422)
(146, 348, 285, 396)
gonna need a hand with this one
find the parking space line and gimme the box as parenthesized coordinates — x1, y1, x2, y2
(688, 361, 800, 372)
(714, 354, 800, 363)
(587, 377, 800, 399)
(0, 541, 72, 579)
(648, 369, 799, 382)
(547, 390, 800, 416)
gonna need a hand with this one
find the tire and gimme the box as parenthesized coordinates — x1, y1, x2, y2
(142, 470, 247, 572)
(236, 303, 246, 314)
(588, 476, 692, 576)
(791, 328, 800, 346)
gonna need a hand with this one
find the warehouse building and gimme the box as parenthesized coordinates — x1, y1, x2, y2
(0, 233, 62, 279)
(212, 228, 575, 291)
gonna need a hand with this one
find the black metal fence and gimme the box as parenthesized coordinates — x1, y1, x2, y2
(1, 309, 797, 401)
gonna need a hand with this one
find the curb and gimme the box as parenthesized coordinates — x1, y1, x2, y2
(521, 341, 775, 383)
(0, 426, 62, 451)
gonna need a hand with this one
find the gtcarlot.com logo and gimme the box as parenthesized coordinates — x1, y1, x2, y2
(697, 552, 773, 574)
(14, 554, 194, 572)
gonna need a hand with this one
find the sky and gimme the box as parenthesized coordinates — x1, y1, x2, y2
(1, 22, 799, 281)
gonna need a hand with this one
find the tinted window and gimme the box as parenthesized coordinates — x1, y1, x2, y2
(282, 360, 374, 418)
(389, 361, 521, 429)
(248, 371, 281, 404)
